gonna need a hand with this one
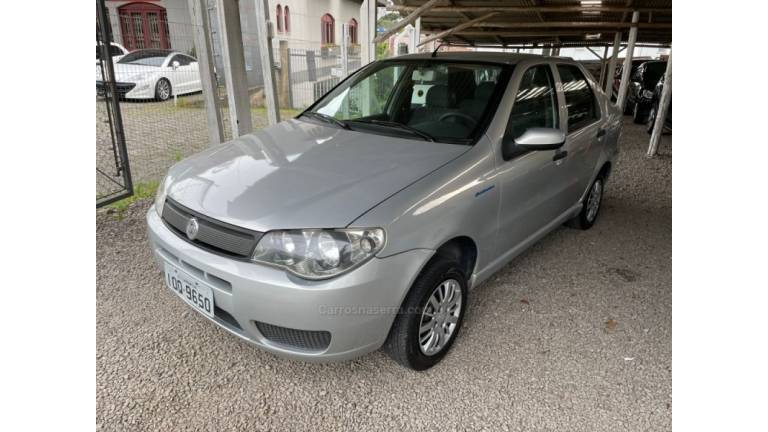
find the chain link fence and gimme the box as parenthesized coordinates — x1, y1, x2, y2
(97, 1, 361, 202)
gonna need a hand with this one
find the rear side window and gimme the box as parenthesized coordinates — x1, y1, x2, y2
(557, 64, 598, 133)
(506, 65, 558, 140)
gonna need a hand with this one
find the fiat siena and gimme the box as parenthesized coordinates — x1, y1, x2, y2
(147, 52, 621, 370)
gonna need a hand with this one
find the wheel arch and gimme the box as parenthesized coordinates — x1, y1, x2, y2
(598, 161, 612, 182)
(432, 236, 478, 282)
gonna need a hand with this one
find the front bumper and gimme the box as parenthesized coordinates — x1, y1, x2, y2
(146, 206, 433, 362)
(96, 80, 153, 99)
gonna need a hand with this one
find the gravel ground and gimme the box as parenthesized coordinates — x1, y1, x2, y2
(97, 119, 672, 431)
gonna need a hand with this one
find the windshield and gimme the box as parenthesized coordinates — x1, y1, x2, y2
(643, 61, 667, 85)
(305, 60, 510, 144)
(117, 50, 170, 67)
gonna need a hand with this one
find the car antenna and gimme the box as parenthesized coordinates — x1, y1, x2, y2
(431, 42, 446, 58)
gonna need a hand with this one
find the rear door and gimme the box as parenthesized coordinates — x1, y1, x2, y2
(554, 64, 604, 204)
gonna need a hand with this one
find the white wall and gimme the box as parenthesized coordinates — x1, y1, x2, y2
(268, 0, 361, 46)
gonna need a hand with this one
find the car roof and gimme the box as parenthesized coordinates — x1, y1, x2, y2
(384, 51, 578, 66)
(127, 48, 176, 57)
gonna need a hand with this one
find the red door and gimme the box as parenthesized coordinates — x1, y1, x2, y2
(118, 2, 170, 50)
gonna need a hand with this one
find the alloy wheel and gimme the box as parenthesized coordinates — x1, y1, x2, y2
(418, 279, 463, 356)
(586, 179, 603, 223)
(158, 80, 170, 100)
(647, 107, 657, 133)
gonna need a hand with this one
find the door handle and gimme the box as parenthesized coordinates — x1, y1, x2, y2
(553, 151, 568, 162)
(597, 128, 606, 138)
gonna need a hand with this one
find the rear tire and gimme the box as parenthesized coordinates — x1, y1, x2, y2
(383, 256, 467, 371)
(155, 78, 172, 101)
(566, 175, 604, 230)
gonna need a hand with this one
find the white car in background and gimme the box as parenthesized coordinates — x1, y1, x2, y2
(96, 49, 202, 101)
(96, 42, 129, 66)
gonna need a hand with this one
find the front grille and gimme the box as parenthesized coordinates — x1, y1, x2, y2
(162, 198, 262, 259)
(96, 81, 136, 96)
(255, 321, 331, 352)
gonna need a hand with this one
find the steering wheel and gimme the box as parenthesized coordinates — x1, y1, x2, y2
(439, 112, 477, 129)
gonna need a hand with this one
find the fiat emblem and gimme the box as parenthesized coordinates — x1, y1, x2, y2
(186, 217, 199, 240)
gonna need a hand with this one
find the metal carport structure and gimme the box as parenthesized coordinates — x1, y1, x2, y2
(190, 0, 670, 157)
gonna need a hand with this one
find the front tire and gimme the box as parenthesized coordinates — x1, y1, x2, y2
(155, 78, 172, 101)
(623, 99, 633, 115)
(632, 102, 646, 124)
(383, 256, 467, 371)
(646, 105, 657, 134)
(566, 175, 604, 230)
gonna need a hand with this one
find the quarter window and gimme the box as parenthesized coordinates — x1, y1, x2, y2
(557, 64, 599, 133)
(506, 65, 558, 141)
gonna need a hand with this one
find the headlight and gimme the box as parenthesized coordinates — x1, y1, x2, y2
(252, 228, 385, 279)
(642, 90, 654, 99)
(154, 176, 170, 217)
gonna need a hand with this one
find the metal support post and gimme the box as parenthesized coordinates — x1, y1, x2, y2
(360, 0, 377, 64)
(341, 23, 349, 77)
(605, 32, 621, 96)
(216, 0, 252, 137)
(255, 0, 280, 125)
(411, 17, 421, 53)
(616, 11, 639, 110)
(647, 47, 672, 158)
(598, 45, 609, 88)
(188, 0, 224, 144)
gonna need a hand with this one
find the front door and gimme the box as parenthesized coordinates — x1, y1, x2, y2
(496, 64, 569, 256)
(169, 54, 198, 94)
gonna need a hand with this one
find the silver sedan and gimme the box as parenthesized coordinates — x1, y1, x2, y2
(147, 52, 621, 370)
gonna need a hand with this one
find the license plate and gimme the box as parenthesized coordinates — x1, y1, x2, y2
(164, 262, 215, 318)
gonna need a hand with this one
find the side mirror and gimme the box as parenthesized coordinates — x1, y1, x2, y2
(502, 128, 565, 160)
(171, 61, 180, 69)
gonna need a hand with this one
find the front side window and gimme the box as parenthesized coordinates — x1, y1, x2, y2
(557, 64, 598, 133)
(306, 61, 509, 144)
(506, 65, 558, 141)
(171, 55, 194, 66)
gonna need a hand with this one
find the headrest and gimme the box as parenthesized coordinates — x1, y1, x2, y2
(426, 85, 452, 108)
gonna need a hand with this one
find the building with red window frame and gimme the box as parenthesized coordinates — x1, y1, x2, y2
(103, 0, 362, 56)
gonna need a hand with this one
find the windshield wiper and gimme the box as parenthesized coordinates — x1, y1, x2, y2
(300, 111, 350, 130)
(350, 119, 435, 142)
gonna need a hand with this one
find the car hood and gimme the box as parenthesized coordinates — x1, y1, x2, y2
(165, 119, 469, 232)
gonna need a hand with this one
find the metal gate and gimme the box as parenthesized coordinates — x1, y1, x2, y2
(96, 0, 133, 207)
